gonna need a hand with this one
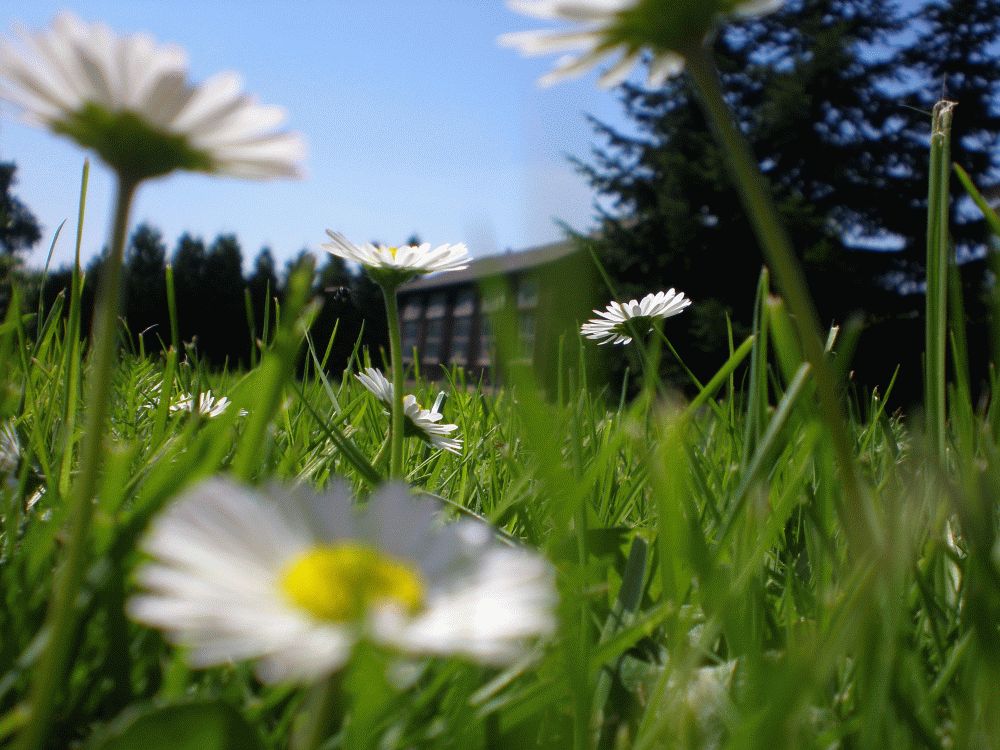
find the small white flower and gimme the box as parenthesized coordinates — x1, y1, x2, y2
(0, 12, 304, 180)
(357, 369, 462, 454)
(403, 394, 463, 455)
(323, 231, 469, 286)
(356, 367, 394, 406)
(500, 0, 785, 88)
(128, 479, 556, 682)
(581, 289, 691, 345)
(169, 390, 236, 418)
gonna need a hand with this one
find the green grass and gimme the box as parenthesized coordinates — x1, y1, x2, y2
(2, 256, 999, 748)
(2, 109, 1000, 749)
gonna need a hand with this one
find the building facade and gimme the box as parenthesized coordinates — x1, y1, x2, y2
(396, 239, 597, 381)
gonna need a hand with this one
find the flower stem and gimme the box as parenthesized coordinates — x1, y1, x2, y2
(16, 173, 139, 750)
(292, 676, 342, 750)
(682, 46, 872, 548)
(381, 284, 405, 478)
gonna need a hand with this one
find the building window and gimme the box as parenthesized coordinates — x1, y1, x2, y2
(450, 316, 472, 365)
(477, 315, 494, 367)
(401, 321, 422, 361)
(401, 299, 424, 361)
(423, 293, 448, 363)
(517, 277, 539, 309)
(518, 311, 535, 361)
(449, 290, 476, 365)
(453, 289, 475, 317)
(480, 287, 507, 316)
(424, 319, 444, 363)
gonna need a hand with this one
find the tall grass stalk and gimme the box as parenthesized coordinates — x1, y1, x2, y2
(925, 100, 956, 463)
(56, 160, 89, 498)
(682, 46, 870, 549)
(16, 174, 139, 750)
(380, 283, 406, 479)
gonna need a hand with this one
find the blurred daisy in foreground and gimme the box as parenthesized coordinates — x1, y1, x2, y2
(169, 390, 240, 418)
(581, 289, 691, 345)
(357, 368, 462, 454)
(128, 479, 556, 682)
(500, 0, 785, 88)
(0, 12, 304, 181)
(323, 232, 470, 288)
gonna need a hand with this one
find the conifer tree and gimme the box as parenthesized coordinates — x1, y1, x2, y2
(577, 0, 1000, 389)
(123, 223, 168, 344)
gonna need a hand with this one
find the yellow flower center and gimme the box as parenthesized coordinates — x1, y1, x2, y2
(280, 543, 425, 622)
(388, 246, 398, 258)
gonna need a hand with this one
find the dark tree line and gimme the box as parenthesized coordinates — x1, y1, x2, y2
(35, 223, 388, 372)
(577, 0, 1000, 401)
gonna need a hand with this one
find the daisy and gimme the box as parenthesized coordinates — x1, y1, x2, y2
(128, 479, 556, 682)
(323, 231, 469, 287)
(402, 394, 463, 455)
(581, 289, 691, 345)
(169, 390, 237, 418)
(0, 12, 304, 181)
(500, 0, 786, 88)
(356, 368, 463, 454)
(356, 367, 394, 406)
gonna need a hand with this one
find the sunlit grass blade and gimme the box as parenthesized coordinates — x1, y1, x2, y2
(925, 100, 956, 463)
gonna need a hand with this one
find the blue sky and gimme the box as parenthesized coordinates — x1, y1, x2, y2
(0, 2, 633, 270)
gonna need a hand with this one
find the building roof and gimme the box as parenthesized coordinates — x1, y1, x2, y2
(399, 239, 579, 293)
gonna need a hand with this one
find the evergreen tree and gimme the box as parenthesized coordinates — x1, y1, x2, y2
(123, 223, 168, 347)
(313, 252, 362, 372)
(202, 233, 247, 365)
(247, 247, 278, 344)
(317, 252, 351, 292)
(905, 0, 1000, 259)
(0, 162, 41, 258)
(171, 233, 209, 352)
(577, 0, 1000, 394)
(0, 162, 41, 314)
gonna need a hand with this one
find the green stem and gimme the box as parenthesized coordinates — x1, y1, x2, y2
(381, 284, 405, 478)
(58, 159, 90, 498)
(292, 676, 342, 750)
(683, 46, 870, 547)
(16, 173, 139, 750)
(925, 101, 955, 465)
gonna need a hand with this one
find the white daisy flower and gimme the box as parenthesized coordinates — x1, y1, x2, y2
(356, 367, 394, 406)
(169, 390, 235, 418)
(0, 12, 304, 180)
(128, 479, 556, 682)
(323, 231, 469, 287)
(500, 0, 786, 88)
(581, 289, 691, 345)
(356, 368, 463, 454)
(403, 393, 463, 455)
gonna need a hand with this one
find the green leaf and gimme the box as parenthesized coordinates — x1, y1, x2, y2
(91, 701, 265, 750)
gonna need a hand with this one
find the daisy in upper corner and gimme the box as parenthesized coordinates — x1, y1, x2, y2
(581, 289, 691, 345)
(357, 368, 462, 454)
(500, 0, 786, 88)
(127, 479, 556, 683)
(0, 12, 304, 181)
(323, 231, 470, 288)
